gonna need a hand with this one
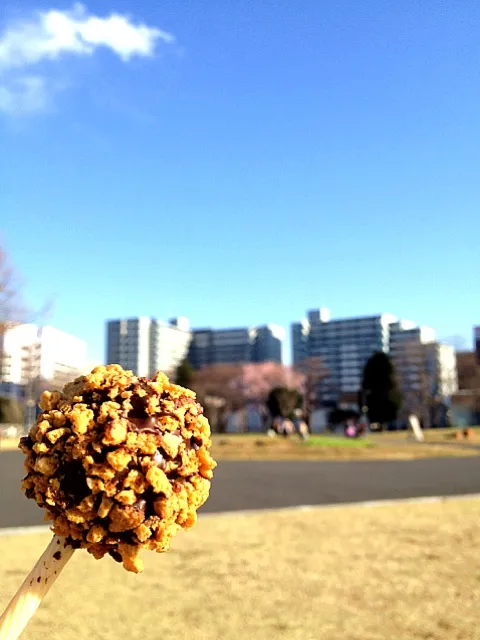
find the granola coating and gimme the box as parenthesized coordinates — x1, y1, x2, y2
(19, 364, 216, 573)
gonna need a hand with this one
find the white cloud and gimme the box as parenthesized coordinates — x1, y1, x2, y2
(0, 4, 174, 115)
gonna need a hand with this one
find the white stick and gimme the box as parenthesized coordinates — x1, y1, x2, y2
(0, 536, 75, 640)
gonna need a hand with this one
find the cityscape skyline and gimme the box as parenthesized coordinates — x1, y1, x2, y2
(2, 2, 478, 369)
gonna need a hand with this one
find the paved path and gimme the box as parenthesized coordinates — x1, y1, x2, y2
(1, 451, 480, 529)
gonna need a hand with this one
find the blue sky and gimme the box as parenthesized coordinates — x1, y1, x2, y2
(1, 0, 478, 365)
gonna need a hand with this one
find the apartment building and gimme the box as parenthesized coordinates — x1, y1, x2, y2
(0, 324, 87, 389)
(106, 316, 191, 378)
(188, 324, 284, 369)
(292, 308, 396, 403)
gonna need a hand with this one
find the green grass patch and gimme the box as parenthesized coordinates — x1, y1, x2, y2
(304, 435, 375, 448)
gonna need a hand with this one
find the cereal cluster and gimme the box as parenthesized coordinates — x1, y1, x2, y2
(20, 365, 216, 573)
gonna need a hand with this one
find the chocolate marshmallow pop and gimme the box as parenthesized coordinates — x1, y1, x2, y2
(0, 365, 216, 640)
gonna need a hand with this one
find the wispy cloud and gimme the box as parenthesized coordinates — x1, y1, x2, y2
(0, 3, 174, 116)
(0, 76, 48, 115)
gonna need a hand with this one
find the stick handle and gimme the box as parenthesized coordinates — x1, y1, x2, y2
(0, 536, 74, 640)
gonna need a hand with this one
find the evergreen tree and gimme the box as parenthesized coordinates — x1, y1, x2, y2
(360, 352, 402, 427)
(267, 386, 303, 419)
(175, 359, 194, 388)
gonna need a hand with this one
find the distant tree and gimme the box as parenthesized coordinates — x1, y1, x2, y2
(190, 363, 245, 432)
(175, 358, 194, 389)
(266, 386, 303, 420)
(294, 356, 329, 425)
(454, 351, 480, 423)
(0, 397, 24, 424)
(360, 352, 402, 428)
(232, 362, 305, 403)
(457, 352, 480, 392)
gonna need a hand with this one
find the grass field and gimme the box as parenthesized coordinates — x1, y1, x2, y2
(211, 433, 480, 460)
(1, 499, 480, 639)
(2, 430, 479, 460)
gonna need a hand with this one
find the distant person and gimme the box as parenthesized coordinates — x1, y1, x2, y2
(344, 418, 359, 438)
(272, 415, 284, 435)
(295, 418, 310, 440)
(283, 418, 294, 437)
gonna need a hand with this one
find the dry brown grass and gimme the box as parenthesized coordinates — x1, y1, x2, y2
(0, 438, 20, 452)
(3, 433, 479, 460)
(211, 433, 480, 460)
(1, 499, 480, 639)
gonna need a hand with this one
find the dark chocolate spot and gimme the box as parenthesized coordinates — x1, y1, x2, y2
(60, 461, 89, 502)
(37, 577, 41, 583)
(128, 395, 149, 418)
(56, 539, 60, 545)
(142, 490, 157, 518)
(92, 450, 108, 463)
(190, 436, 202, 450)
(53, 551, 61, 560)
(65, 537, 82, 549)
(19, 435, 34, 449)
(109, 550, 123, 563)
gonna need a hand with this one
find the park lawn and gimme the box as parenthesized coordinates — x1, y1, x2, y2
(304, 435, 374, 448)
(211, 433, 480, 460)
(1, 498, 480, 640)
(3, 433, 479, 460)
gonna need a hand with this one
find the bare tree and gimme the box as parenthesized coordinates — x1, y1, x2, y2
(295, 356, 328, 426)
(0, 244, 53, 429)
(394, 341, 457, 427)
(455, 352, 480, 421)
(190, 364, 245, 432)
(0, 246, 23, 381)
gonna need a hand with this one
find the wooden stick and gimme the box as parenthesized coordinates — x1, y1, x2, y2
(0, 536, 74, 640)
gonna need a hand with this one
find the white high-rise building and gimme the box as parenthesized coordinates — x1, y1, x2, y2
(0, 324, 87, 388)
(106, 317, 191, 378)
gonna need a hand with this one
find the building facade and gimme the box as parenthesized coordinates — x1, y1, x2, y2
(188, 324, 284, 369)
(292, 308, 396, 404)
(254, 325, 284, 363)
(106, 317, 191, 378)
(292, 308, 458, 418)
(0, 324, 87, 395)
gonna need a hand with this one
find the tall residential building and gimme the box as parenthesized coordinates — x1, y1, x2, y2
(292, 308, 397, 404)
(106, 317, 152, 377)
(430, 343, 458, 397)
(389, 323, 457, 400)
(389, 321, 436, 396)
(475, 326, 480, 365)
(106, 317, 191, 377)
(188, 324, 284, 369)
(254, 325, 285, 363)
(292, 308, 458, 411)
(0, 324, 87, 388)
(291, 320, 309, 366)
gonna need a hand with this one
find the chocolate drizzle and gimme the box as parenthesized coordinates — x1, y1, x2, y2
(126, 412, 182, 435)
(127, 416, 161, 435)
